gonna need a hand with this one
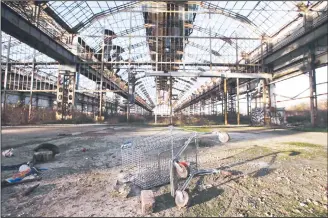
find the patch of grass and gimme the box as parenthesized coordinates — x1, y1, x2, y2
(276, 149, 327, 161)
(292, 127, 328, 133)
(182, 127, 213, 133)
(184, 190, 225, 217)
(285, 200, 328, 217)
(242, 146, 273, 156)
(109, 190, 121, 198)
(282, 142, 323, 148)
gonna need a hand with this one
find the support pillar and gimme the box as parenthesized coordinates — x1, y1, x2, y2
(98, 32, 105, 122)
(92, 98, 95, 118)
(169, 76, 173, 125)
(224, 78, 228, 125)
(35, 94, 39, 108)
(221, 96, 224, 122)
(155, 87, 158, 124)
(49, 96, 53, 109)
(28, 4, 41, 122)
(2, 36, 11, 117)
(309, 69, 317, 127)
(236, 78, 240, 125)
(263, 79, 268, 126)
(246, 91, 250, 117)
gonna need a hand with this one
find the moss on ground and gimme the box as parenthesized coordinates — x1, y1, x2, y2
(292, 127, 328, 133)
(284, 200, 328, 217)
(282, 142, 323, 148)
(184, 187, 225, 217)
(182, 127, 213, 133)
(242, 146, 273, 156)
(273, 142, 326, 161)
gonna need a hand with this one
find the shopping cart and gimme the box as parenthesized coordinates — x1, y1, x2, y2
(121, 126, 230, 208)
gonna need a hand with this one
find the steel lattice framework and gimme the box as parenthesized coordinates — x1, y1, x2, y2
(1, 1, 327, 125)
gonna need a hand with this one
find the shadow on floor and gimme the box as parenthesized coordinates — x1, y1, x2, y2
(153, 192, 176, 213)
(153, 186, 224, 213)
(188, 186, 224, 207)
(218, 149, 300, 172)
(215, 150, 301, 186)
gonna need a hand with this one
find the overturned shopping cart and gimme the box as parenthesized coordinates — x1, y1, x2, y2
(121, 126, 230, 208)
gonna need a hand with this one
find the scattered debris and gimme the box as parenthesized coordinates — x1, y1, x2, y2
(1, 163, 45, 188)
(220, 170, 233, 176)
(258, 197, 265, 203)
(114, 180, 131, 197)
(292, 208, 301, 214)
(2, 148, 14, 157)
(5, 167, 33, 183)
(19, 164, 30, 172)
(197, 183, 213, 192)
(299, 202, 307, 207)
(306, 198, 313, 203)
(2, 176, 42, 188)
(2, 162, 29, 171)
(313, 200, 320, 206)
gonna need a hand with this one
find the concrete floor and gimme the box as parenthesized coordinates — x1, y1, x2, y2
(1, 124, 113, 149)
(1, 125, 327, 217)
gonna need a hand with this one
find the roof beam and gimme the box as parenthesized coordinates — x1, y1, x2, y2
(1, 3, 152, 111)
(42, 4, 75, 34)
(146, 71, 272, 79)
(200, 1, 257, 27)
(71, 1, 140, 33)
(264, 21, 328, 66)
(189, 24, 234, 45)
(1, 3, 77, 64)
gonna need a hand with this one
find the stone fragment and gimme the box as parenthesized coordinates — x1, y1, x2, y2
(140, 190, 155, 215)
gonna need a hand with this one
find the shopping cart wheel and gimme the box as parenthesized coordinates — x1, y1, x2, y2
(175, 190, 189, 208)
(218, 132, 230, 143)
(176, 162, 190, 179)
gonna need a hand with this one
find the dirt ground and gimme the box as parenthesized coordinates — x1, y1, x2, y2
(1, 125, 327, 217)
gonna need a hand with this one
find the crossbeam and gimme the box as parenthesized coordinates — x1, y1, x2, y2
(3, 62, 261, 67)
(145, 71, 272, 79)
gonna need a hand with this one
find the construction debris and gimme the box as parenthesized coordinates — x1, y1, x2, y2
(140, 190, 155, 215)
(2, 176, 42, 188)
(2, 148, 14, 157)
(33, 150, 55, 163)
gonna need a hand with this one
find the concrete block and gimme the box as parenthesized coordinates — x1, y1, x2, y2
(33, 150, 54, 162)
(140, 190, 155, 215)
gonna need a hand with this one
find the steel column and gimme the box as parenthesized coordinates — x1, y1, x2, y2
(237, 78, 240, 125)
(246, 91, 250, 118)
(170, 76, 173, 125)
(224, 79, 228, 125)
(99, 32, 105, 120)
(309, 69, 317, 127)
(28, 5, 40, 122)
(2, 36, 11, 117)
